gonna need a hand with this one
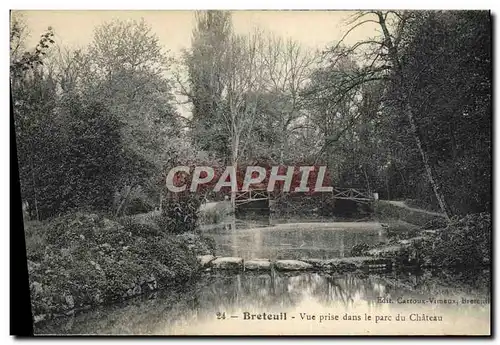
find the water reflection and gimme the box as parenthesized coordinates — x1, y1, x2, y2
(37, 269, 490, 335)
(205, 217, 385, 259)
(35, 217, 490, 335)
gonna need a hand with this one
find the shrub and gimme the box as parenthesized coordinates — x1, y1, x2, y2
(411, 212, 491, 268)
(26, 212, 206, 321)
(120, 217, 160, 238)
(125, 198, 154, 215)
(159, 195, 202, 234)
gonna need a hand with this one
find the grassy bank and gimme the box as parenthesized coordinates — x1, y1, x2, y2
(25, 212, 215, 323)
(367, 202, 490, 269)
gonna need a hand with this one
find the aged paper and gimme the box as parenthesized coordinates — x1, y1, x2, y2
(11, 10, 491, 336)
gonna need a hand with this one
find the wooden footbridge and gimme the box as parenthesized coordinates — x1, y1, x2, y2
(235, 187, 376, 207)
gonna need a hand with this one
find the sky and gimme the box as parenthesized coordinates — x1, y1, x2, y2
(15, 10, 379, 55)
(13, 10, 380, 117)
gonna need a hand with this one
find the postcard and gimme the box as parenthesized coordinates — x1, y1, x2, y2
(10, 9, 491, 336)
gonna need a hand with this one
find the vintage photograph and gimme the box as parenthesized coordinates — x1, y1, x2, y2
(10, 10, 491, 335)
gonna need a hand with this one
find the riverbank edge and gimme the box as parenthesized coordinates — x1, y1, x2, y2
(372, 201, 490, 268)
(26, 213, 216, 325)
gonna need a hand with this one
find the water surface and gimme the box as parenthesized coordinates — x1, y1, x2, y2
(203, 217, 386, 259)
(35, 217, 491, 335)
(37, 269, 490, 335)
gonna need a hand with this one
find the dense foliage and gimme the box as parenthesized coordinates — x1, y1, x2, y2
(26, 213, 213, 320)
(12, 11, 490, 220)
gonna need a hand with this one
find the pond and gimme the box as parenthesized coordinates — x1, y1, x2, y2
(35, 217, 491, 336)
(203, 217, 386, 259)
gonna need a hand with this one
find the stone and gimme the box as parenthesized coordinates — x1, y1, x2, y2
(327, 257, 392, 272)
(244, 259, 271, 271)
(197, 255, 216, 267)
(301, 258, 329, 268)
(275, 260, 313, 271)
(211, 257, 243, 270)
(147, 281, 157, 291)
(367, 244, 404, 257)
(132, 284, 141, 295)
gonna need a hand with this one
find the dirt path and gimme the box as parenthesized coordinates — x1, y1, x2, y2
(384, 200, 445, 217)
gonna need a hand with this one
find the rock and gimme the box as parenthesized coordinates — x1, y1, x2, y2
(330, 257, 390, 270)
(90, 260, 102, 271)
(300, 258, 329, 269)
(147, 280, 157, 291)
(367, 244, 404, 257)
(275, 260, 313, 271)
(323, 258, 360, 272)
(197, 255, 216, 267)
(94, 292, 103, 304)
(244, 259, 271, 271)
(211, 257, 243, 270)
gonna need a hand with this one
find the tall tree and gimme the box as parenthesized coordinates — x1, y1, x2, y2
(184, 10, 233, 160)
(83, 19, 181, 215)
(318, 11, 453, 219)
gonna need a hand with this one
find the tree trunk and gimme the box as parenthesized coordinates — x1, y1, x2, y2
(405, 103, 450, 220)
(377, 11, 451, 221)
(230, 133, 239, 211)
(362, 165, 371, 193)
(30, 156, 39, 221)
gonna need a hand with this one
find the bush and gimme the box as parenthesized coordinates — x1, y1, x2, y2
(125, 198, 154, 215)
(26, 212, 206, 321)
(159, 195, 202, 234)
(407, 212, 491, 268)
(121, 217, 160, 238)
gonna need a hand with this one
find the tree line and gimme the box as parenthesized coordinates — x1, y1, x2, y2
(10, 10, 490, 220)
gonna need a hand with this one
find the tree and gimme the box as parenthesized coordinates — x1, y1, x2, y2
(317, 11, 453, 219)
(314, 10, 491, 218)
(82, 19, 181, 215)
(11, 14, 56, 220)
(259, 35, 316, 163)
(183, 10, 233, 160)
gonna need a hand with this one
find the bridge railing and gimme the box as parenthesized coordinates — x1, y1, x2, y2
(332, 187, 374, 201)
(235, 189, 270, 205)
(234, 187, 375, 206)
